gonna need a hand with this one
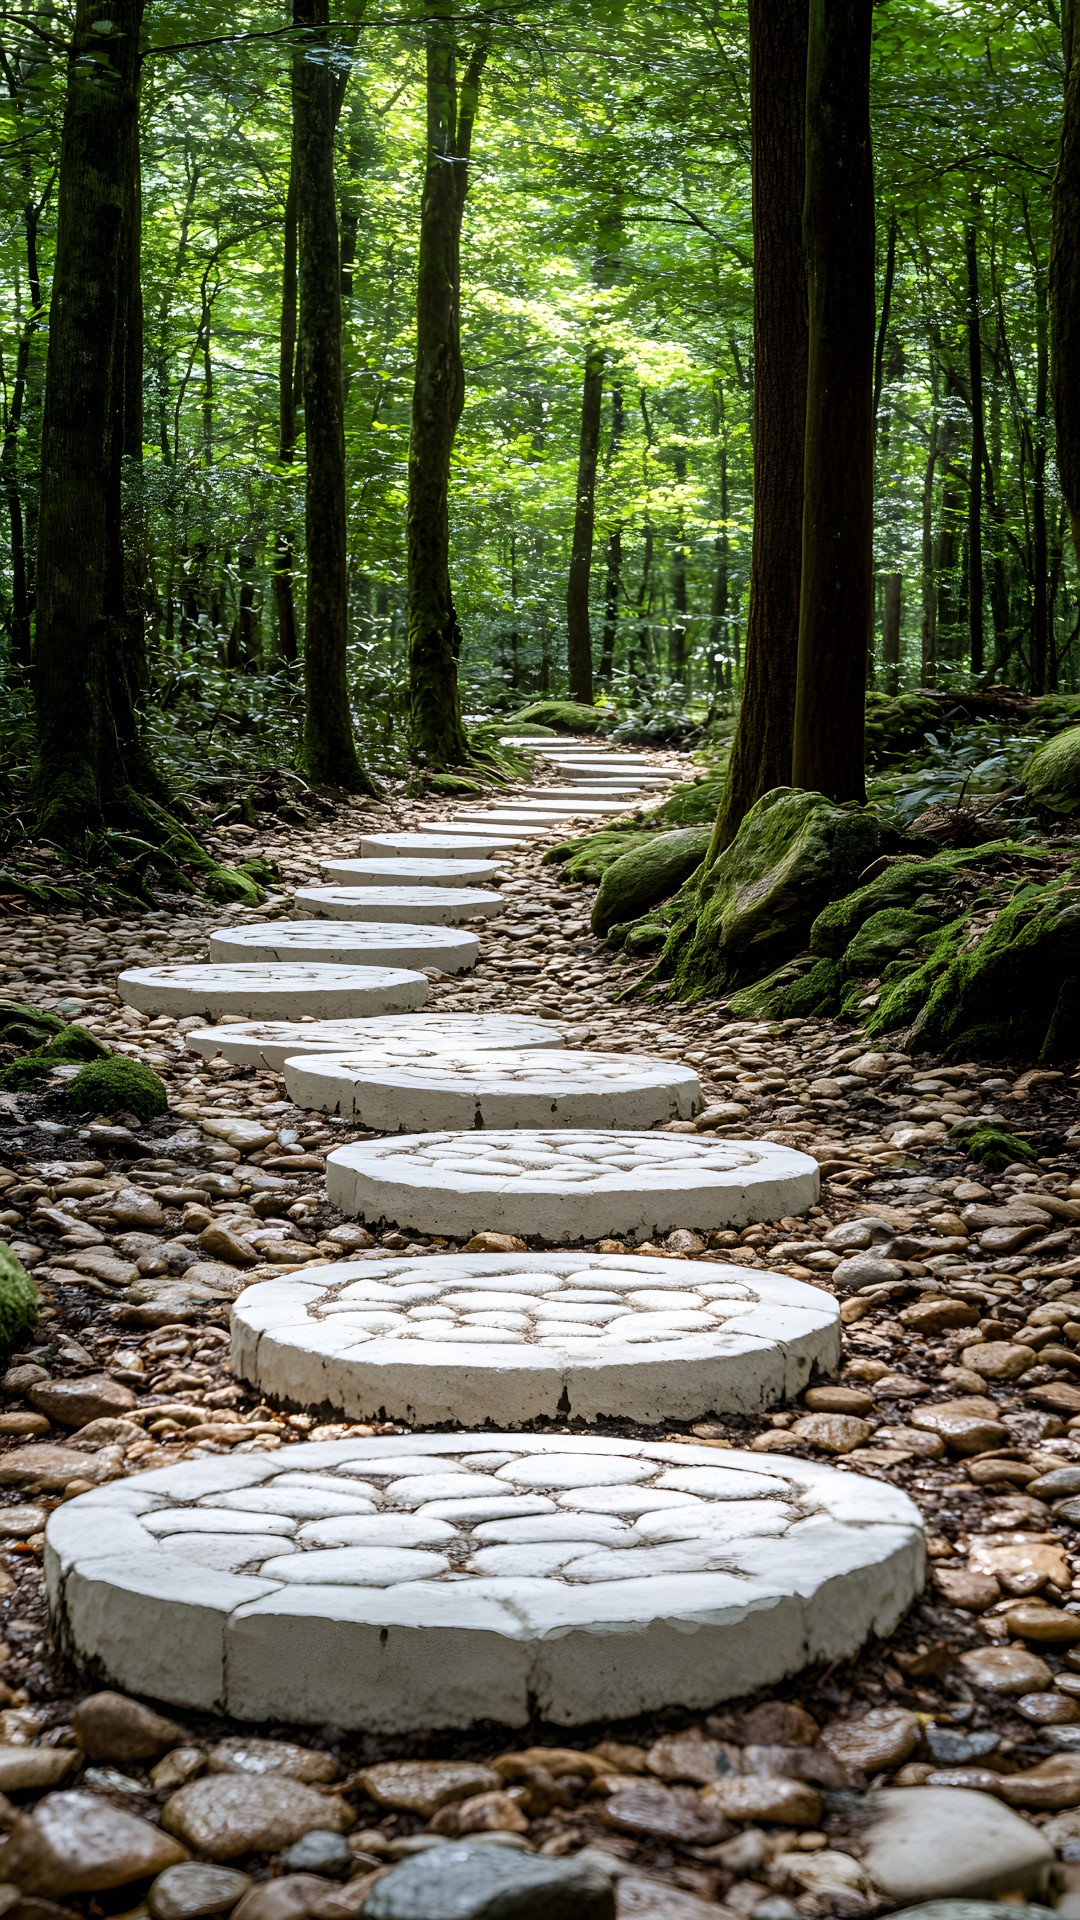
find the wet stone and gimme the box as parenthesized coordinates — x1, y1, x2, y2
(162, 1776, 352, 1860)
(148, 1864, 253, 1920)
(0, 1790, 187, 1895)
(27, 1376, 136, 1428)
(360, 1841, 616, 1920)
(357, 1762, 503, 1817)
(72, 1691, 188, 1763)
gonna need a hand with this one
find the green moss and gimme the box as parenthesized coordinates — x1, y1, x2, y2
(591, 827, 711, 937)
(620, 916, 671, 955)
(725, 955, 815, 1021)
(426, 772, 489, 795)
(809, 840, 1027, 957)
(645, 778, 726, 828)
(864, 691, 945, 766)
(65, 1057, 168, 1123)
(506, 701, 611, 735)
(0, 1001, 66, 1050)
(43, 1024, 110, 1065)
(201, 864, 262, 906)
(864, 916, 972, 1037)
(666, 788, 882, 1000)
(0, 1056, 54, 1092)
(544, 828, 655, 884)
(948, 1123, 1038, 1170)
(0, 1245, 39, 1352)
(904, 882, 1080, 1061)
(1024, 726, 1080, 817)
(842, 908, 938, 974)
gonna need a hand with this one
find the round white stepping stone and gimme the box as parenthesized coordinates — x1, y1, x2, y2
(326, 1130, 819, 1241)
(322, 858, 503, 887)
(208, 922, 479, 976)
(285, 1048, 700, 1130)
(232, 1250, 841, 1425)
(294, 886, 502, 925)
(185, 1013, 567, 1073)
(360, 833, 524, 859)
(46, 1434, 923, 1731)
(118, 964, 430, 1021)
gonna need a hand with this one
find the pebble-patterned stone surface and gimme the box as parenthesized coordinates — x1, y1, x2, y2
(117, 962, 430, 1020)
(45, 1435, 923, 1731)
(284, 1047, 701, 1130)
(294, 884, 503, 924)
(326, 1131, 820, 1241)
(207, 921, 480, 975)
(320, 856, 503, 886)
(231, 1252, 842, 1424)
(184, 1011, 567, 1071)
(360, 833, 525, 859)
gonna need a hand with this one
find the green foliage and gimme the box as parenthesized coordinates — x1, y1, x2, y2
(948, 1123, 1038, 1171)
(65, 1057, 169, 1123)
(0, 1245, 39, 1354)
(1024, 726, 1080, 816)
(593, 826, 710, 937)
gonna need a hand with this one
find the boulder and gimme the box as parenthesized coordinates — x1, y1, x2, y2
(900, 881, 1080, 1062)
(1024, 724, 1080, 815)
(592, 828, 710, 938)
(506, 700, 610, 734)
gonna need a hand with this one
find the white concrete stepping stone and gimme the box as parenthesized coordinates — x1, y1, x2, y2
(296, 885, 502, 925)
(321, 857, 502, 887)
(232, 1250, 841, 1425)
(185, 1013, 567, 1073)
(118, 964, 430, 1021)
(46, 1434, 923, 1731)
(326, 1130, 819, 1241)
(208, 922, 479, 976)
(285, 1047, 700, 1130)
(360, 833, 524, 859)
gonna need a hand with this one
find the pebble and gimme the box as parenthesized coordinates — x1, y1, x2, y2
(278, 1832, 354, 1878)
(162, 1776, 353, 1859)
(149, 1862, 253, 1920)
(701, 1775, 822, 1824)
(0, 1442, 114, 1490)
(958, 1645, 1054, 1694)
(822, 1707, 919, 1772)
(206, 1738, 338, 1783)
(860, 1785, 1055, 1901)
(831, 1252, 906, 1290)
(0, 1746, 79, 1791)
(1005, 1603, 1080, 1644)
(790, 1412, 871, 1453)
(357, 1761, 503, 1816)
(602, 1784, 729, 1846)
(0, 1789, 187, 1894)
(360, 1842, 616, 1919)
(72, 1691, 189, 1762)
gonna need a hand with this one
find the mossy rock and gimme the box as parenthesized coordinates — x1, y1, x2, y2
(64, 1057, 168, 1123)
(203, 865, 262, 907)
(726, 955, 819, 1021)
(0, 1245, 39, 1353)
(592, 827, 711, 938)
(0, 1056, 55, 1092)
(842, 908, 938, 975)
(544, 829, 655, 885)
(665, 788, 882, 999)
(620, 916, 671, 956)
(507, 701, 611, 735)
(0, 1001, 66, 1051)
(0, 1019, 111, 1091)
(948, 1123, 1038, 1171)
(1023, 726, 1080, 817)
(645, 778, 725, 829)
(426, 773, 489, 795)
(809, 840, 1027, 958)
(864, 691, 946, 765)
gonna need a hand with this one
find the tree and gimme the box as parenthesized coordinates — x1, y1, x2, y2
(791, 0, 875, 802)
(566, 195, 622, 706)
(709, 0, 808, 854)
(406, 0, 489, 767)
(1052, 0, 1080, 571)
(293, 0, 373, 790)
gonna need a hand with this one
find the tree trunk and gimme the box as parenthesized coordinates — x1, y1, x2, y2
(1052, 0, 1080, 568)
(566, 342, 604, 703)
(32, 0, 147, 846)
(406, 0, 489, 766)
(293, 0, 372, 790)
(791, 0, 874, 804)
(274, 160, 299, 664)
(597, 382, 624, 684)
(882, 571, 901, 692)
(965, 219, 987, 675)
(920, 412, 939, 683)
(711, 0, 808, 853)
(1, 199, 45, 672)
(669, 445, 689, 683)
(1033, 252, 1050, 694)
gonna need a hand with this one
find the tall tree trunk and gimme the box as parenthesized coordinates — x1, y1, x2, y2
(708, 377, 730, 685)
(669, 445, 689, 682)
(566, 342, 604, 702)
(882, 571, 901, 692)
(791, 0, 874, 803)
(293, 0, 372, 790)
(1033, 269, 1050, 694)
(1052, 0, 1080, 569)
(406, 0, 489, 766)
(597, 382, 624, 684)
(1, 199, 45, 671)
(274, 161, 300, 664)
(32, 0, 148, 845)
(965, 218, 987, 675)
(711, 0, 808, 853)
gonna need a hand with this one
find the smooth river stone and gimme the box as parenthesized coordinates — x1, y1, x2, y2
(46, 1434, 923, 1733)
(324, 1129, 820, 1243)
(207, 921, 479, 976)
(118, 963, 429, 1021)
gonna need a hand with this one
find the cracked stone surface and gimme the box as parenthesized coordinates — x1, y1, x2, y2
(207, 921, 479, 975)
(183, 1012, 567, 1071)
(230, 1251, 842, 1424)
(319, 856, 504, 886)
(283, 1048, 701, 1130)
(117, 963, 431, 1020)
(325, 1131, 820, 1241)
(293, 885, 504, 924)
(45, 1434, 922, 1731)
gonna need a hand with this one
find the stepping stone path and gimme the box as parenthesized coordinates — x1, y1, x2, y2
(184, 1011, 567, 1071)
(283, 1047, 701, 1130)
(320, 855, 503, 886)
(46, 1435, 922, 1731)
(325, 1131, 819, 1241)
(118, 961, 430, 1020)
(51, 734, 923, 1759)
(231, 1251, 842, 1424)
(207, 920, 480, 975)
(293, 884, 503, 923)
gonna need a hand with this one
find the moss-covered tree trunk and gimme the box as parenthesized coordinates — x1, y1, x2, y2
(273, 161, 300, 665)
(1052, 0, 1080, 572)
(32, 0, 146, 847)
(710, 0, 808, 856)
(566, 342, 603, 704)
(406, 0, 489, 767)
(294, 0, 373, 791)
(791, 0, 874, 805)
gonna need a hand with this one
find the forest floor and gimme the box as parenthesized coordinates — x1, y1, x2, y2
(0, 746, 1077, 1916)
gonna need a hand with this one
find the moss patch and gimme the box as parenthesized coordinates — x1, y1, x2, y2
(1023, 726, 1080, 817)
(901, 881, 1080, 1062)
(0, 1245, 39, 1353)
(64, 1057, 168, 1123)
(0, 1001, 66, 1051)
(948, 1123, 1038, 1171)
(544, 829, 656, 884)
(592, 827, 710, 938)
(506, 701, 611, 735)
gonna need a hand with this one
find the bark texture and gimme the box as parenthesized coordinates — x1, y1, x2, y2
(1052, 0, 1080, 570)
(406, 0, 488, 767)
(566, 343, 604, 703)
(710, 0, 808, 855)
(791, 0, 874, 804)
